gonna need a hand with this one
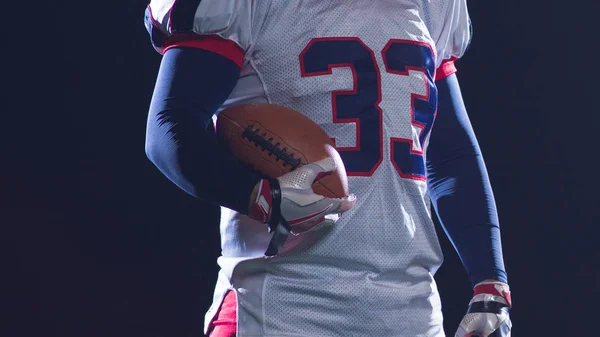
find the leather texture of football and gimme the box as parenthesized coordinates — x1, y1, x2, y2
(216, 103, 348, 198)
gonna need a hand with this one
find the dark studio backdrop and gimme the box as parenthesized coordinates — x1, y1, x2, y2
(5, 1, 598, 336)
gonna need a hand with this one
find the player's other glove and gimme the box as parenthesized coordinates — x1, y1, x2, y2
(248, 157, 356, 256)
(455, 281, 512, 337)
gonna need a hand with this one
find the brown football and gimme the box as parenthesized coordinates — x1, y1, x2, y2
(216, 103, 348, 198)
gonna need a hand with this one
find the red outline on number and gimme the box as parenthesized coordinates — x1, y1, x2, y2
(389, 137, 426, 181)
(299, 37, 384, 177)
(382, 39, 437, 182)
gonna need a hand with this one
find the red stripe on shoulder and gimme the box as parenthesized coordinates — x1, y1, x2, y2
(164, 33, 245, 68)
(435, 57, 458, 81)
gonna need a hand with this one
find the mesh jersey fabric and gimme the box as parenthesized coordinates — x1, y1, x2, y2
(148, 1, 471, 336)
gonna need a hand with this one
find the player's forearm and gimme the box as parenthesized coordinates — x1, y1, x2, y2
(428, 152, 508, 285)
(145, 113, 259, 213)
(426, 74, 508, 286)
(145, 47, 261, 214)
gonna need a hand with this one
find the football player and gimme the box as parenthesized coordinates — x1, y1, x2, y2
(143, 1, 512, 336)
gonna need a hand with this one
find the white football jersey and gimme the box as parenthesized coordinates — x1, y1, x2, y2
(147, 1, 471, 336)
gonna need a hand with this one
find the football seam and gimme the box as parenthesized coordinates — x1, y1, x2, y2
(241, 124, 303, 171)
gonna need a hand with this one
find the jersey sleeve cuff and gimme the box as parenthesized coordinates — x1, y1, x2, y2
(435, 58, 458, 81)
(163, 34, 246, 68)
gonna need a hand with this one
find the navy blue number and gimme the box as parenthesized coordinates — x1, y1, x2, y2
(300, 38, 437, 180)
(383, 40, 437, 181)
(300, 38, 383, 176)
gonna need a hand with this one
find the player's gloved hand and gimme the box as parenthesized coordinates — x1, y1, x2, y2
(248, 157, 356, 255)
(455, 281, 512, 337)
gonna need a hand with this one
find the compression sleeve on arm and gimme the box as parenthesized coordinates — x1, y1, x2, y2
(426, 73, 508, 286)
(145, 47, 261, 213)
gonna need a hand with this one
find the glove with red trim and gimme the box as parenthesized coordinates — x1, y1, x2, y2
(248, 157, 356, 256)
(455, 281, 512, 337)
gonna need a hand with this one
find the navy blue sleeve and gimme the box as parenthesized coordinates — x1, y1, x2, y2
(426, 73, 508, 286)
(145, 47, 261, 214)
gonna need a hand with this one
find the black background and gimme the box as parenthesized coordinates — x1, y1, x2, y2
(5, 1, 599, 336)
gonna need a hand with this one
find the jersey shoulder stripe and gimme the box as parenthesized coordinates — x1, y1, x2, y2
(144, 0, 252, 66)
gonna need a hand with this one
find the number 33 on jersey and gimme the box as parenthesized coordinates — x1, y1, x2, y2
(301, 38, 439, 180)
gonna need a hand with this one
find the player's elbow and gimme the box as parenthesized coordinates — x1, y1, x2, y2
(144, 121, 170, 171)
(145, 136, 158, 166)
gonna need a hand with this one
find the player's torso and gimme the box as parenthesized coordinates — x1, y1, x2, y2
(218, 0, 445, 260)
(211, 2, 451, 336)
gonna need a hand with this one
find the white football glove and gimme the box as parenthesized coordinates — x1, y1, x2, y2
(248, 157, 356, 256)
(455, 281, 512, 337)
